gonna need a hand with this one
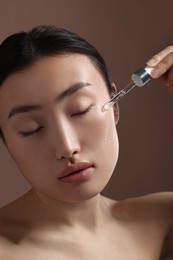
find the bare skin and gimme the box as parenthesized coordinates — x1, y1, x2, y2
(0, 191, 172, 259)
(0, 47, 173, 259)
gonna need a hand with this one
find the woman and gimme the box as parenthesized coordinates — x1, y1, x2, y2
(0, 25, 172, 259)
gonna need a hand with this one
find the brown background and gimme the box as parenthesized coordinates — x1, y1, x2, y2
(0, 0, 173, 207)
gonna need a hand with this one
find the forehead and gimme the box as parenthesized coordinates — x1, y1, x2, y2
(0, 54, 106, 97)
(0, 54, 109, 121)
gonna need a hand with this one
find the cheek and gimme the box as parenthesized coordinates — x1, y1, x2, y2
(97, 110, 119, 163)
(79, 108, 119, 189)
(6, 138, 49, 188)
(5, 133, 43, 176)
(79, 107, 119, 159)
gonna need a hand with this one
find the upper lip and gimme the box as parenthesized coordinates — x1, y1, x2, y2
(58, 162, 93, 179)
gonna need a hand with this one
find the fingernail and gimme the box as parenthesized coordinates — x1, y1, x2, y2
(147, 58, 158, 66)
(150, 68, 161, 78)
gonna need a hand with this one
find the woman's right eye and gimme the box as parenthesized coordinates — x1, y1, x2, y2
(19, 126, 43, 137)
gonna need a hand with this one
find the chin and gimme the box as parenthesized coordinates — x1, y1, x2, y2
(61, 183, 109, 203)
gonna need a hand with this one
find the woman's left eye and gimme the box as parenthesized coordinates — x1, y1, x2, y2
(71, 106, 93, 117)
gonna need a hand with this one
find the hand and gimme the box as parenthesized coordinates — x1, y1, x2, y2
(146, 46, 173, 93)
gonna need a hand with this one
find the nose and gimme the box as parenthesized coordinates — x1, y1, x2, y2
(52, 120, 80, 161)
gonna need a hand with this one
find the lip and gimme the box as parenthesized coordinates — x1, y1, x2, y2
(58, 162, 94, 183)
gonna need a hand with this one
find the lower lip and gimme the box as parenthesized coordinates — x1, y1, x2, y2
(59, 167, 94, 184)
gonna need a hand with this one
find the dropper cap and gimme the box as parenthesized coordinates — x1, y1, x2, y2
(131, 66, 153, 87)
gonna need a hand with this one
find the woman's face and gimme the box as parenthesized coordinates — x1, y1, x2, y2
(0, 54, 119, 202)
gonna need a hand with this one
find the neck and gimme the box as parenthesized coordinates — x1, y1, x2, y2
(25, 189, 108, 231)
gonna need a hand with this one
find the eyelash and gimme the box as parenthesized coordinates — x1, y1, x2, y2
(71, 105, 92, 117)
(19, 106, 92, 137)
(19, 126, 43, 137)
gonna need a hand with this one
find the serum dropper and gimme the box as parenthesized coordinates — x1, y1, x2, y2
(102, 66, 154, 112)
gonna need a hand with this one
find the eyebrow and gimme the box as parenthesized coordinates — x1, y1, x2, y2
(7, 82, 92, 119)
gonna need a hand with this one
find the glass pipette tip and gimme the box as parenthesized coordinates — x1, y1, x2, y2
(102, 81, 136, 112)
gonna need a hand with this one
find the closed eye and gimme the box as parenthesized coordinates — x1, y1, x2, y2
(71, 105, 93, 117)
(19, 126, 43, 137)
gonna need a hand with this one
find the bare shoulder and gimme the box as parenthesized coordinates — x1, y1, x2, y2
(111, 192, 173, 258)
(0, 192, 32, 244)
(0, 192, 35, 259)
(0, 202, 18, 258)
(129, 192, 173, 258)
(111, 192, 173, 220)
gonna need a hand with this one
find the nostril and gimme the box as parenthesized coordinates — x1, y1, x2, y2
(57, 149, 79, 161)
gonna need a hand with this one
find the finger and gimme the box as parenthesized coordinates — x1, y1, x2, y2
(147, 46, 173, 67)
(166, 67, 173, 91)
(149, 51, 173, 79)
